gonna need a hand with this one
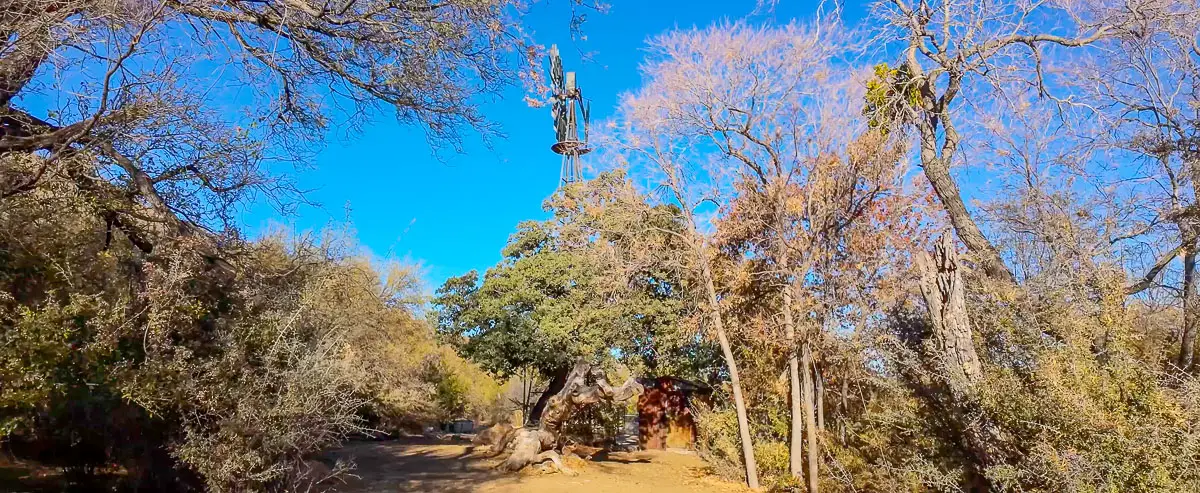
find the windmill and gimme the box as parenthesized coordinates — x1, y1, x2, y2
(547, 44, 591, 187)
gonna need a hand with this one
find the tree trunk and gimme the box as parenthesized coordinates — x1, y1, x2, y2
(916, 233, 1008, 487)
(838, 375, 848, 445)
(781, 269, 804, 480)
(814, 362, 824, 433)
(771, 193, 804, 481)
(522, 368, 534, 423)
(1180, 241, 1197, 371)
(801, 342, 819, 493)
(528, 366, 570, 425)
(916, 234, 984, 395)
(913, 94, 1013, 285)
(497, 360, 643, 474)
(787, 340, 804, 480)
(0, 25, 53, 107)
(702, 262, 760, 490)
(921, 157, 1012, 284)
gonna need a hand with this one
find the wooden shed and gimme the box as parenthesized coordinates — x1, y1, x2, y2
(636, 376, 712, 450)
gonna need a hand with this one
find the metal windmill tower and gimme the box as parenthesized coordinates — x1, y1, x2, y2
(547, 45, 591, 187)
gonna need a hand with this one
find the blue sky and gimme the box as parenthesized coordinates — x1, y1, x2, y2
(238, 0, 870, 289)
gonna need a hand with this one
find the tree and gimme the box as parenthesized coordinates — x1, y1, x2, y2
(1061, 1, 1200, 370)
(612, 21, 914, 491)
(875, 0, 1200, 374)
(2, 0, 540, 259)
(434, 173, 701, 424)
(874, 0, 1117, 282)
(608, 43, 768, 488)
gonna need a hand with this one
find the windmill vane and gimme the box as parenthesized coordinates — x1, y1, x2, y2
(547, 44, 591, 188)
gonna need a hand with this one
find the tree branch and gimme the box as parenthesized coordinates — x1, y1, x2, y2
(1125, 243, 1184, 295)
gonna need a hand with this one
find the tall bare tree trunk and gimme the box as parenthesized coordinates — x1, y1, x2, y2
(1184, 164, 1200, 371)
(905, 66, 1013, 286)
(787, 331, 804, 480)
(702, 262, 760, 490)
(800, 342, 819, 493)
(1180, 241, 1197, 371)
(775, 233, 804, 480)
(919, 156, 1012, 284)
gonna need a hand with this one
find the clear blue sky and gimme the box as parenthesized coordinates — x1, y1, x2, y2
(240, 0, 868, 289)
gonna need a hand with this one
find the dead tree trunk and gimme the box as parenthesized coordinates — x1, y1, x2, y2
(916, 235, 984, 396)
(915, 233, 1010, 489)
(496, 360, 642, 475)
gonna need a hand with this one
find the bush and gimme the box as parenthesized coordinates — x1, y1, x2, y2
(693, 395, 796, 491)
(0, 190, 502, 491)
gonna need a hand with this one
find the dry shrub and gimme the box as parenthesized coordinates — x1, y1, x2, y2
(0, 189, 502, 491)
(840, 274, 1200, 492)
(694, 396, 798, 491)
(691, 272, 1200, 492)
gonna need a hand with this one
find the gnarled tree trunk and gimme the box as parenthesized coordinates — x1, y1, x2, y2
(527, 366, 570, 425)
(915, 234, 1010, 490)
(494, 360, 642, 475)
(916, 234, 984, 396)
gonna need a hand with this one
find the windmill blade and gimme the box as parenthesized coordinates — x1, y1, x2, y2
(548, 44, 564, 92)
(582, 99, 590, 142)
(552, 100, 567, 141)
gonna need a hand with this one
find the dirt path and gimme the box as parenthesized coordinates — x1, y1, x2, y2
(327, 437, 747, 493)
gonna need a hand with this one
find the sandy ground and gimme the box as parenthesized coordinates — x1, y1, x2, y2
(327, 437, 748, 493)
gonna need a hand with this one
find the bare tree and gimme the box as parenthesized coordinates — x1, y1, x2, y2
(1062, 0, 1200, 369)
(873, 0, 1116, 283)
(608, 20, 913, 491)
(605, 82, 763, 488)
(1, 0, 537, 259)
(627, 22, 858, 490)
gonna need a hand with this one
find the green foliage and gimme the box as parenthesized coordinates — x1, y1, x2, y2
(435, 172, 718, 382)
